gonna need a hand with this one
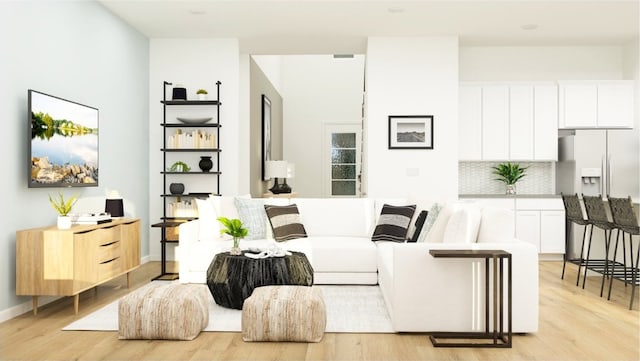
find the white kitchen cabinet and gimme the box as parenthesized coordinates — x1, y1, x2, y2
(540, 210, 566, 254)
(481, 85, 510, 160)
(559, 81, 634, 129)
(516, 210, 541, 251)
(459, 85, 482, 160)
(515, 198, 566, 255)
(509, 85, 534, 160)
(533, 85, 558, 160)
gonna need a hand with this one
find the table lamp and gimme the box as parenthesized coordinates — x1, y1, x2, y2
(266, 160, 291, 194)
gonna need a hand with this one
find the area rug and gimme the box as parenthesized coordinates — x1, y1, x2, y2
(63, 283, 394, 333)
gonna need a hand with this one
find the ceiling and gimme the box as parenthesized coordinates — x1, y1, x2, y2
(98, 0, 640, 54)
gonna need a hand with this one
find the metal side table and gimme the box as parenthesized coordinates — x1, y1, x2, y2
(428, 249, 512, 348)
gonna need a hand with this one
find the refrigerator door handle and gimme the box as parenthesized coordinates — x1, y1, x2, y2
(601, 155, 606, 196)
(607, 155, 612, 197)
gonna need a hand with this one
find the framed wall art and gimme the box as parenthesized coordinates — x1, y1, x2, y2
(262, 94, 272, 181)
(388, 115, 434, 149)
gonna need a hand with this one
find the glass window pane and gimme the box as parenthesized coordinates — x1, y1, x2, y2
(331, 149, 356, 164)
(332, 181, 356, 196)
(332, 133, 356, 148)
(332, 165, 356, 180)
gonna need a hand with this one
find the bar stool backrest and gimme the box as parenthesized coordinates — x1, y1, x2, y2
(608, 196, 639, 229)
(561, 193, 586, 222)
(582, 194, 611, 225)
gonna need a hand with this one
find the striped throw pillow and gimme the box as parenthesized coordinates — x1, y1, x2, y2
(371, 204, 416, 242)
(264, 204, 308, 242)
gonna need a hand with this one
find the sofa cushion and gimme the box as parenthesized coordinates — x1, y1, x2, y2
(371, 204, 416, 242)
(264, 204, 308, 242)
(477, 206, 515, 243)
(408, 210, 428, 243)
(442, 204, 482, 244)
(296, 198, 376, 237)
(423, 202, 464, 243)
(417, 203, 442, 243)
(195, 197, 220, 242)
(308, 236, 377, 272)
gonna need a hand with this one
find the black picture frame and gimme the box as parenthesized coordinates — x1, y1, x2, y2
(388, 115, 434, 149)
(261, 94, 272, 181)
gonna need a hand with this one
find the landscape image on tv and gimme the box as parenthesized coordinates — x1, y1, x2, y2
(29, 90, 99, 187)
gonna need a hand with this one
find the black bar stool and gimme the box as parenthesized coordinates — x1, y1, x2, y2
(582, 195, 617, 297)
(561, 193, 592, 286)
(606, 196, 639, 310)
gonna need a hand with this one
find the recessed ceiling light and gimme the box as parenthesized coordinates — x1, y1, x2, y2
(189, 9, 206, 15)
(387, 7, 405, 14)
(521, 24, 538, 31)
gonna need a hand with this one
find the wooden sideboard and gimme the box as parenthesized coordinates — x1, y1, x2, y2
(16, 218, 141, 315)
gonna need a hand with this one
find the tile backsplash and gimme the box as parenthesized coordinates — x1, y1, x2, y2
(459, 162, 555, 195)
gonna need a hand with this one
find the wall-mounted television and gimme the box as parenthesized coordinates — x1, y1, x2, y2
(28, 89, 99, 188)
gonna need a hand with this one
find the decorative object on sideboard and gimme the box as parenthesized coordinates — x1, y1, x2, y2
(266, 160, 291, 194)
(196, 88, 208, 100)
(492, 162, 528, 195)
(217, 217, 248, 256)
(388, 115, 434, 150)
(169, 183, 185, 195)
(172, 85, 187, 100)
(48, 192, 78, 229)
(169, 161, 191, 172)
(199, 156, 213, 172)
(105, 190, 124, 217)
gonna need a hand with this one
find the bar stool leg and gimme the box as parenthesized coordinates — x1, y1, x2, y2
(607, 230, 621, 300)
(631, 236, 639, 310)
(582, 226, 595, 289)
(600, 229, 613, 297)
(576, 225, 589, 286)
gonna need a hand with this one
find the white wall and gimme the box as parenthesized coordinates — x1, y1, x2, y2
(365, 37, 459, 201)
(252, 55, 284, 95)
(280, 55, 365, 197)
(149, 39, 240, 261)
(0, 1, 149, 321)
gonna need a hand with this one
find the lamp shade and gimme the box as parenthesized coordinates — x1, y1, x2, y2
(286, 163, 295, 178)
(265, 160, 288, 179)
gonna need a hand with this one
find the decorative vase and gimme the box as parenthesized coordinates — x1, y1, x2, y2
(230, 237, 242, 255)
(57, 216, 72, 229)
(169, 183, 185, 195)
(199, 156, 213, 172)
(506, 184, 516, 195)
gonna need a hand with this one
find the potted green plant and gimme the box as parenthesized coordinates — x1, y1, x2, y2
(492, 162, 528, 195)
(217, 217, 248, 255)
(48, 192, 78, 229)
(196, 89, 208, 101)
(168, 161, 191, 172)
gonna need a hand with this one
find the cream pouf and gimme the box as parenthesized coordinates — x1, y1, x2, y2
(118, 283, 209, 340)
(242, 285, 326, 342)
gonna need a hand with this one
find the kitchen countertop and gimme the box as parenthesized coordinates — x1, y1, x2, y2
(459, 194, 562, 199)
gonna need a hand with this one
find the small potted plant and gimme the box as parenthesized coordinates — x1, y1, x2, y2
(217, 217, 248, 255)
(492, 162, 528, 195)
(168, 161, 191, 172)
(48, 192, 78, 229)
(196, 89, 208, 101)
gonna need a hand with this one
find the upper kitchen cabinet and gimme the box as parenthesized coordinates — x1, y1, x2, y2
(459, 82, 558, 161)
(559, 80, 634, 129)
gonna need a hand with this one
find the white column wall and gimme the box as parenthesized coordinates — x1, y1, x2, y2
(365, 37, 459, 201)
(149, 39, 240, 261)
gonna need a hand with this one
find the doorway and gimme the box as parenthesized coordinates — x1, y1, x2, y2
(322, 123, 362, 197)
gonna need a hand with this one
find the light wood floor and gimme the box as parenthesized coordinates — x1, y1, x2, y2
(1, 261, 638, 361)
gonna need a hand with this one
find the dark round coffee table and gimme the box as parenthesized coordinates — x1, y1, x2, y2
(206, 251, 314, 309)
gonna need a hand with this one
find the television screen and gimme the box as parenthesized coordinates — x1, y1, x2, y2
(28, 89, 99, 187)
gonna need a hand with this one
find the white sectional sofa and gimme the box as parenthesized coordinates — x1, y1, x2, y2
(177, 196, 538, 333)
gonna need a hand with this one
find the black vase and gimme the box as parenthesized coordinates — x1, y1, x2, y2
(199, 156, 213, 172)
(169, 183, 185, 195)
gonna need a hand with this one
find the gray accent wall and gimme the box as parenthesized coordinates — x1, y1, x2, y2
(0, 1, 149, 320)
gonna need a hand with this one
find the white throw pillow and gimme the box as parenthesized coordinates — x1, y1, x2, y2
(442, 205, 482, 244)
(234, 197, 267, 240)
(195, 197, 219, 241)
(477, 206, 515, 243)
(416, 203, 442, 243)
(423, 202, 464, 243)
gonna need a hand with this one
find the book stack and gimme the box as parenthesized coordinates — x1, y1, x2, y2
(71, 213, 112, 225)
(168, 129, 216, 149)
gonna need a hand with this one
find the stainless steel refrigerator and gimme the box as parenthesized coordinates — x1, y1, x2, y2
(556, 128, 640, 258)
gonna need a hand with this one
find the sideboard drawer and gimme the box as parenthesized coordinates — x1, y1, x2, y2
(75, 226, 118, 246)
(97, 240, 121, 264)
(97, 257, 121, 281)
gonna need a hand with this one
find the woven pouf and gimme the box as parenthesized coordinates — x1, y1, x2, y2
(242, 285, 326, 342)
(118, 283, 209, 340)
